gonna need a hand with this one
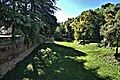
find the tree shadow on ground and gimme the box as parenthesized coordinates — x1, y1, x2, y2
(1, 43, 105, 80)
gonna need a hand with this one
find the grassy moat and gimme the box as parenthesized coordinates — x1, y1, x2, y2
(1, 41, 120, 80)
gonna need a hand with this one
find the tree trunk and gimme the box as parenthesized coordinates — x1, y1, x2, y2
(0, 0, 1, 4)
(94, 24, 100, 41)
(116, 37, 119, 55)
(114, 30, 120, 59)
(106, 41, 111, 48)
(30, 0, 35, 12)
(25, 2, 27, 14)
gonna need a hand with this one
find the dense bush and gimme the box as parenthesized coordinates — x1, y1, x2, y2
(37, 48, 60, 66)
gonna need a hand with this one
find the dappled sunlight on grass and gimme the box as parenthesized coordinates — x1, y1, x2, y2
(55, 41, 120, 80)
(2, 43, 103, 80)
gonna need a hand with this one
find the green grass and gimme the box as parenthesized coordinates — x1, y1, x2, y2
(55, 41, 120, 80)
(1, 41, 120, 80)
(1, 43, 104, 80)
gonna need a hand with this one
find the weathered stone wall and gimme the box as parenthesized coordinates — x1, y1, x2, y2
(0, 42, 25, 64)
(0, 43, 39, 78)
(0, 37, 54, 78)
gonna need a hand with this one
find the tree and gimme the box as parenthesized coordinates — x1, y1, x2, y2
(70, 9, 104, 42)
(114, 10, 120, 58)
(0, 0, 58, 46)
(54, 23, 64, 39)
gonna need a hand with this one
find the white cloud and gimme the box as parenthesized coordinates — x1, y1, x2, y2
(54, 10, 74, 22)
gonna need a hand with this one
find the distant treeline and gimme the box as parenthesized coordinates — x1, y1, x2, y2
(54, 3, 120, 47)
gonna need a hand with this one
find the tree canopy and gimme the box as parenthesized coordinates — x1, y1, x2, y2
(0, 0, 58, 46)
(54, 3, 120, 47)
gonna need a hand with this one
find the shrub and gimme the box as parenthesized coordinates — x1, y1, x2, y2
(37, 48, 60, 66)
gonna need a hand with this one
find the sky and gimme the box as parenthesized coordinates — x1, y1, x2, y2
(54, 0, 120, 22)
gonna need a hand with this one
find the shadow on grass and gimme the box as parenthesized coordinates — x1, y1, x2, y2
(1, 43, 104, 80)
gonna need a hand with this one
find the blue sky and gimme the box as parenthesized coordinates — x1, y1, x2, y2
(54, 0, 120, 22)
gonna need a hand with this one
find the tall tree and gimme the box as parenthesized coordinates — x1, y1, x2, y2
(0, 0, 58, 46)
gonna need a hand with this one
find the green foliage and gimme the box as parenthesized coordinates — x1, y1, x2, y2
(54, 18, 74, 40)
(55, 3, 120, 47)
(74, 31, 81, 41)
(0, 0, 58, 46)
(54, 23, 64, 38)
(38, 48, 60, 66)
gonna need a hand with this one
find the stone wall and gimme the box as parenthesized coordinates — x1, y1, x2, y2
(0, 42, 25, 64)
(0, 43, 39, 78)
